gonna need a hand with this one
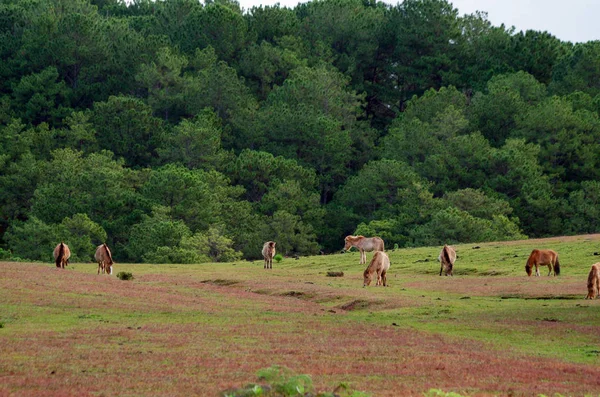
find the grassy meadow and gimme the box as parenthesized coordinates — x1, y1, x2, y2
(2, 235, 600, 396)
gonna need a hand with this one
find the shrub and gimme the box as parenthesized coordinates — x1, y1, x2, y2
(116, 271, 134, 280)
(273, 254, 283, 263)
(221, 365, 370, 397)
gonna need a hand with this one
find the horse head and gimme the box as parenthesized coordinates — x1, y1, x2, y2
(363, 268, 372, 287)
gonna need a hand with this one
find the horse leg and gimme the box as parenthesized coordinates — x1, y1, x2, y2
(439, 263, 443, 276)
(547, 264, 552, 276)
(535, 264, 540, 277)
(381, 270, 387, 287)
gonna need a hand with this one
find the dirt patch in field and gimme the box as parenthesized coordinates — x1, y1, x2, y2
(338, 299, 377, 311)
(201, 279, 239, 286)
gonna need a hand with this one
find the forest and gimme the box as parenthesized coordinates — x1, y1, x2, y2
(1, 0, 599, 263)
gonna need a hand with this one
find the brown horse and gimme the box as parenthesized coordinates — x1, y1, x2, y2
(438, 245, 456, 276)
(586, 263, 600, 299)
(53, 242, 71, 269)
(262, 241, 276, 269)
(344, 235, 385, 265)
(363, 251, 390, 287)
(95, 243, 114, 275)
(525, 249, 560, 277)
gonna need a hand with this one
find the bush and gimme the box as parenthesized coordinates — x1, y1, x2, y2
(273, 254, 283, 263)
(116, 271, 134, 280)
(221, 365, 370, 397)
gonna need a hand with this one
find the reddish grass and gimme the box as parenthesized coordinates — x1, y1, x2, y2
(1, 262, 600, 397)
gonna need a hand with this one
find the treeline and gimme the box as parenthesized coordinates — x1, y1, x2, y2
(1, 0, 600, 263)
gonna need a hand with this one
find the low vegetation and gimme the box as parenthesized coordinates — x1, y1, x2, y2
(1, 235, 600, 396)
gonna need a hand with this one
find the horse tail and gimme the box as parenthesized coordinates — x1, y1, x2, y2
(55, 242, 64, 267)
(442, 245, 451, 265)
(587, 265, 599, 299)
(103, 243, 113, 264)
(554, 254, 560, 276)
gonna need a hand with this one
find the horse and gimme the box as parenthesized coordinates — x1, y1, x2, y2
(53, 242, 71, 269)
(525, 249, 560, 277)
(438, 245, 456, 276)
(363, 251, 390, 287)
(262, 241, 276, 269)
(95, 243, 114, 275)
(585, 263, 600, 299)
(344, 235, 385, 265)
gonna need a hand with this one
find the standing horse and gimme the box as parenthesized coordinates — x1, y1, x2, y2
(53, 242, 71, 269)
(95, 243, 114, 275)
(438, 245, 456, 276)
(262, 241, 276, 269)
(525, 249, 560, 277)
(586, 263, 600, 299)
(363, 251, 390, 287)
(344, 235, 385, 265)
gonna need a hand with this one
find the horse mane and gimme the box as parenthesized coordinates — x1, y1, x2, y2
(525, 250, 535, 270)
(55, 242, 64, 267)
(103, 243, 113, 264)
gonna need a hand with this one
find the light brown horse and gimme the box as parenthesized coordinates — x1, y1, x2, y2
(344, 235, 385, 265)
(95, 243, 114, 275)
(262, 241, 276, 269)
(525, 249, 560, 277)
(363, 251, 390, 287)
(585, 263, 600, 299)
(438, 245, 456, 276)
(53, 242, 71, 269)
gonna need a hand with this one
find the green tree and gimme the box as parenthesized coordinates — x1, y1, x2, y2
(180, 226, 243, 262)
(567, 181, 600, 234)
(140, 164, 221, 232)
(550, 41, 600, 97)
(386, 0, 461, 110)
(5, 217, 57, 262)
(90, 95, 165, 167)
(515, 96, 600, 193)
(468, 71, 546, 146)
(56, 213, 107, 262)
(10, 67, 70, 126)
(126, 206, 192, 263)
(157, 109, 226, 170)
(262, 210, 320, 256)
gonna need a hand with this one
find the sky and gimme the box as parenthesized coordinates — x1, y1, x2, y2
(236, 0, 600, 43)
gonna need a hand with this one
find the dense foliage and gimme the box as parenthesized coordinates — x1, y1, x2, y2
(1, 0, 599, 262)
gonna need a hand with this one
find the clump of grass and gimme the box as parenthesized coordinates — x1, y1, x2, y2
(221, 365, 370, 397)
(274, 254, 283, 263)
(326, 271, 344, 277)
(116, 271, 134, 281)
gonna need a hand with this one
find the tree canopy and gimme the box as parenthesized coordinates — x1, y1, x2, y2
(1, 0, 598, 262)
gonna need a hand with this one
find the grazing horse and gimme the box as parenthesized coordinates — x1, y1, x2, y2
(95, 243, 114, 275)
(438, 245, 456, 276)
(262, 241, 276, 269)
(525, 249, 560, 277)
(344, 235, 385, 265)
(53, 242, 71, 269)
(363, 251, 390, 287)
(586, 263, 600, 299)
